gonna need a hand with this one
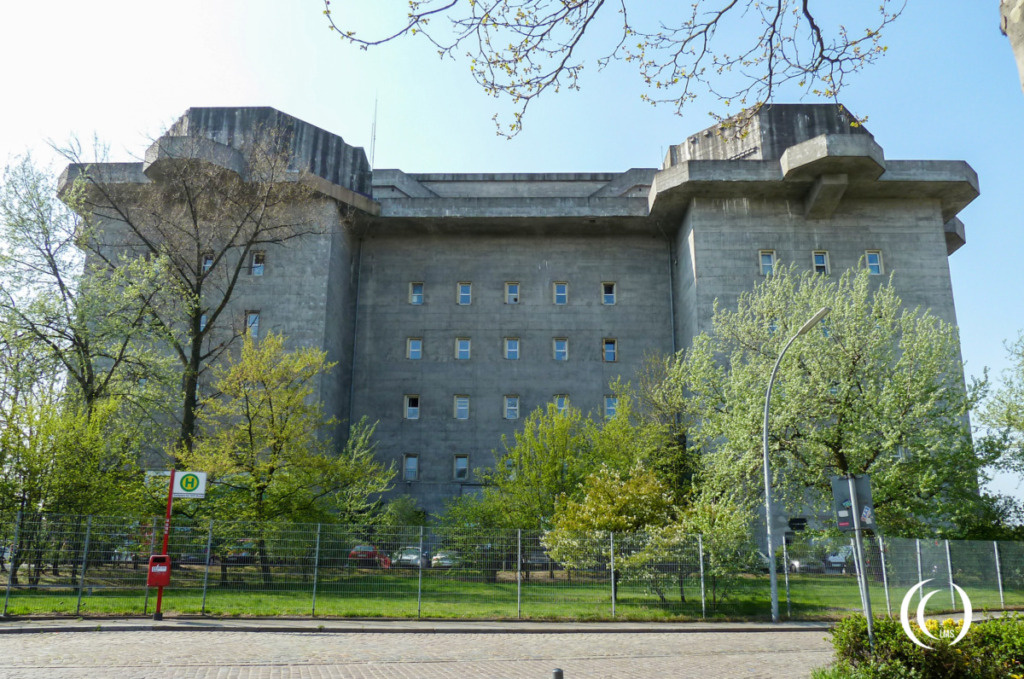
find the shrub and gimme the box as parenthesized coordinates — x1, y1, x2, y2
(813, 614, 1024, 679)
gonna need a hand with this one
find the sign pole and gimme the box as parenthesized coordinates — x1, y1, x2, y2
(154, 469, 175, 621)
(847, 474, 874, 650)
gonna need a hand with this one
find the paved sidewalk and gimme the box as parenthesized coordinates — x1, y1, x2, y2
(0, 617, 836, 678)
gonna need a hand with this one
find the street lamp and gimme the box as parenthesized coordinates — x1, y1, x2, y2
(763, 306, 830, 623)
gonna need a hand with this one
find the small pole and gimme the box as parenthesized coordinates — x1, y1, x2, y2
(416, 526, 423, 619)
(75, 516, 93, 615)
(698, 534, 706, 619)
(311, 523, 322, 617)
(200, 519, 214, 615)
(552, 670, 564, 679)
(847, 475, 873, 651)
(516, 529, 522, 620)
(3, 510, 22, 617)
(945, 539, 955, 610)
(154, 469, 176, 621)
(995, 540, 1003, 610)
(782, 540, 791, 618)
(915, 539, 923, 605)
(609, 532, 616, 618)
(143, 517, 158, 615)
(877, 535, 891, 618)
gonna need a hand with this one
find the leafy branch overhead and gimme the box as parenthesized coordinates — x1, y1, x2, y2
(323, 0, 904, 134)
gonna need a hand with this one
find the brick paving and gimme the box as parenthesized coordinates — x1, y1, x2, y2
(0, 622, 835, 679)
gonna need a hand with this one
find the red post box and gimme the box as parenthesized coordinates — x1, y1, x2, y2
(147, 554, 172, 587)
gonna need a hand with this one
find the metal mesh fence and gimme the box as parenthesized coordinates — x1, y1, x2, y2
(3, 512, 1023, 621)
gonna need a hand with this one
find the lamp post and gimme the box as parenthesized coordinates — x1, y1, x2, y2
(763, 306, 830, 623)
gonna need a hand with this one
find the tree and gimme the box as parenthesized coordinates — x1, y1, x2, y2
(655, 265, 992, 536)
(980, 332, 1024, 478)
(323, 0, 904, 134)
(60, 130, 322, 453)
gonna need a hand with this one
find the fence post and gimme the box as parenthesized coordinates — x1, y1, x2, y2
(782, 540, 791, 618)
(878, 536, 891, 618)
(915, 539, 923, 605)
(416, 526, 423, 619)
(609, 532, 616, 618)
(143, 517, 159, 615)
(944, 539, 956, 610)
(75, 516, 93, 615)
(698, 534, 706, 619)
(516, 529, 522, 620)
(201, 519, 214, 615)
(4, 510, 22, 617)
(311, 523, 322, 617)
(995, 540, 1003, 610)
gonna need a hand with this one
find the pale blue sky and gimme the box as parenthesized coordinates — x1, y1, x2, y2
(1, 1, 1021, 496)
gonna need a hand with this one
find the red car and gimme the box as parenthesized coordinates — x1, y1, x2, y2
(347, 545, 391, 569)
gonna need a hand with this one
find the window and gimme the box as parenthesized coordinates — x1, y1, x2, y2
(504, 337, 520, 360)
(403, 454, 419, 482)
(404, 395, 420, 420)
(454, 395, 470, 420)
(866, 250, 883, 275)
(812, 251, 829, 275)
(457, 282, 472, 305)
(453, 454, 470, 481)
(409, 282, 424, 305)
(201, 253, 214, 274)
(251, 251, 265, 276)
(505, 282, 520, 304)
(603, 339, 617, 362)
(604, 396, 618, 418)
(553, 394, 568, 413)
(245, 311, 260, 339)
(407, 338, 423, 360)
(553, 282, 568, 305)
(759, 250, 776, 276)
(553, 338, 568, 361)
(455, 338, 471, 360)
(504, 395, 520, 420)
(602, 282, 616, 305)
(199, 314, 208, 332)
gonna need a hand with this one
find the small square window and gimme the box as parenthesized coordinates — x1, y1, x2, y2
(403, 454, 419, 482)
(759, 250, 776, 276)
(202, 253, 214, 274)
(454, 395, 470, 420)
(457, 282, 472, 305)
(866, 251, 883, 275)
(553, 282, 568, 305)
(456, 338, 471, 360)
(404, 395, 420, 420)
(251, 251, 265, 276)
(453, 454, 470, 481)
(602, 282, 616, 305)
(504, 337, 520, 360)
(812, 251, 829, 275)
(553, 394, 568, 413)
(407, 338, 423, 360)
(504, 395, 520, 420)
(410, 282, 424, 305)
(553, 338, 568, 361)
(245, 311, 260, 339)
(505, 282, 520, 304)
(604, 396, 618, 418)
(603, 339, 617, 362)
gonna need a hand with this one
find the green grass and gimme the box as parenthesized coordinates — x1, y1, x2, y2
(4, 563, 1022, 621)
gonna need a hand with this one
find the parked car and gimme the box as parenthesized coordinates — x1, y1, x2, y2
(393, 546, 430, 568)
(348, 545, 391, 569)
(825, 546, 854, 573)
(431, 550, 461, 568)
(224, 539, 257, 565)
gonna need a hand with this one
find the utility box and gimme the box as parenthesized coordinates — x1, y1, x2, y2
(147, 555, 172, 587)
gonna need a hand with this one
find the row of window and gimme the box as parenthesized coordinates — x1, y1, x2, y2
(402, 394, 618, 420)
(759, 250, 883, 277)
(202, 251, 266, 276)
(402, 453, 470, 482)
(409, 281, 617, 306)
(406, 337, 618, 362)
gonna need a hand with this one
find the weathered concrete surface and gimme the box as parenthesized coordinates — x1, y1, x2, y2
(1003, 0, 1024, 93)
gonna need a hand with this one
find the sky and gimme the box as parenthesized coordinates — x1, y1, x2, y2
(1, 1, 1021, 497)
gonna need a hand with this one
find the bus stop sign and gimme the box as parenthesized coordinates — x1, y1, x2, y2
(831, 475, 875, 532)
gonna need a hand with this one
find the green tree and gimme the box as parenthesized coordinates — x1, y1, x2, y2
(980, 332, 1024, 476)
(658, 265, 990, 536)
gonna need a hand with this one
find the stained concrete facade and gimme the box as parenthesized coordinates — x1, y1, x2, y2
(69, 105, 978, 515)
